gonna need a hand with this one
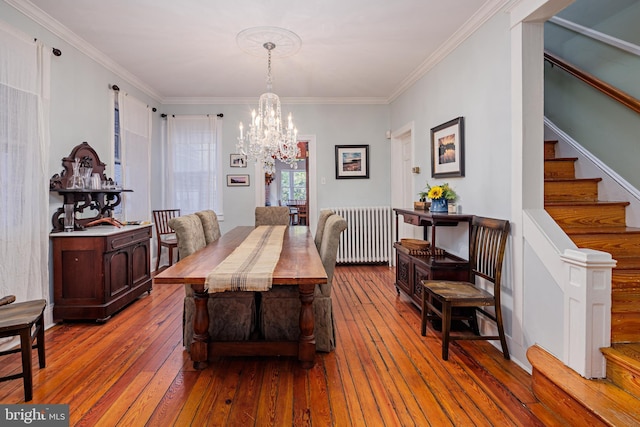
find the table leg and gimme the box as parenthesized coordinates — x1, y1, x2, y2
(191, 286, 210, 369)
(298, 283, 316, 368)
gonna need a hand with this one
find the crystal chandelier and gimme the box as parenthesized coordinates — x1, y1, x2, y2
(237, 42, 300, 175)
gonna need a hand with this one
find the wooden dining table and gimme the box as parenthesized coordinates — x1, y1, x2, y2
(153, 226, 327, 369)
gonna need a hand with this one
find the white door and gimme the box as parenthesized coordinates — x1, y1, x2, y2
(391, 123, 419, 244)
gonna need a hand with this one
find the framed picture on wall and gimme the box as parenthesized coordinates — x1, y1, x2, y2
(430, 117, 465, 178)
(230, 154, 247, 168)
(226, 174, 250, 186)
(335, 145, 369, 179)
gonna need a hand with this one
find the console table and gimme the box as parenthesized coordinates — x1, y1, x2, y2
(393, 208, 473, 308)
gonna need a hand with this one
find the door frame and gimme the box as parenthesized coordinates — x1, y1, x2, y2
(255, 134, 317, 232)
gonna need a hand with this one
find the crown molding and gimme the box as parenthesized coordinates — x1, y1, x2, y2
(160, 96, 390, 105)
(387, 0, 511, 103)
(5, 0, 162, 102)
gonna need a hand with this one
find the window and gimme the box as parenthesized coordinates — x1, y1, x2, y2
(0, 26, 50, 304)
(166, 115, 222, 215)
(111, 92, 151, 221)
(113, 94, 122, 216)
(280, 170, 306, 201)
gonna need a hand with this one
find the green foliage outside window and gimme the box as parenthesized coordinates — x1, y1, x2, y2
(281, 170, 306, 201)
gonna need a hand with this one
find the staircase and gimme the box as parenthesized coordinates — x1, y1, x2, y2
(527, 140, 640, 425)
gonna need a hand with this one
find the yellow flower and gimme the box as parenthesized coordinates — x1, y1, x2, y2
(427, 186, 444, 200)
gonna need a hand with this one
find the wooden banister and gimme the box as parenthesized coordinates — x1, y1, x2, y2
(544, 50, 640, 115)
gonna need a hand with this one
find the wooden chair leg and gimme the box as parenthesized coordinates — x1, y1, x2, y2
(19, 328, 33, 402)
(155, 242, 162, 271)
(469, 308, 480, 336)
(168, 246, 174, 267)
(441, 301, 452, 361)
(36, 315, 46, 369)
(421, 292, 428, 336)
(495, 305, 510, 360)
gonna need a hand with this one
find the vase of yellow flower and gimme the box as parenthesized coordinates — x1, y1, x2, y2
(423, 183, 457, 213)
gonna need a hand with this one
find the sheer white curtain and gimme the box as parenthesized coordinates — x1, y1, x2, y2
(0, 24, 51, 307)
(165, 115, 222, 215)
(120, 93, 151, 221)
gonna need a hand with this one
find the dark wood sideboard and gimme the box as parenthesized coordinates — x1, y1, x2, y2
(51, 224, 152, 322)
(393, 208, 472, 308)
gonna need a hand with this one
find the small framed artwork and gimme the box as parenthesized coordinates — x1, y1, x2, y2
(335, 145, 369, 179)
(230, 154, 247, 168)
(431, 117, 465, 178)
(226, 174, 250, 187)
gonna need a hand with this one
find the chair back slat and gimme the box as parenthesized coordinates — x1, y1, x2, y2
(469, 217, 510, 289)
(153, 209, 181, 236)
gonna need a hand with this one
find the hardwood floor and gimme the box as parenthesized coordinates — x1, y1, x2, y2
(0, 265, 558, 426)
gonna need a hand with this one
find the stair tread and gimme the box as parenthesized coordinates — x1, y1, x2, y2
(528, 345, 640, 425)
(545, 200, 630, 207)
(544, 177, 602, 182)
(545, 157, 578, 162)
(565, 226, 640, 235)
(608, 343, 640, 361)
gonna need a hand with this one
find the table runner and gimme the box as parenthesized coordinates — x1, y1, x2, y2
(205, 225, 286, 293)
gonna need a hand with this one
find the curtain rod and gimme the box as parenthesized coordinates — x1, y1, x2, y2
(160, 113, 224, 118)
(33, 38, 61, 56)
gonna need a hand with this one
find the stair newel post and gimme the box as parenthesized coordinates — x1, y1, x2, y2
(561, 248, 616, 378)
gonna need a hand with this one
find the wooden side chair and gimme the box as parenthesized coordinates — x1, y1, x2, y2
(152, 209, 180, 270)
(420, 216, 511, 361)
(297, 204, 308, 225)
(0, 295, 46, 401)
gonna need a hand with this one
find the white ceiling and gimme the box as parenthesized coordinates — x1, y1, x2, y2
(11, 0, 509, 103)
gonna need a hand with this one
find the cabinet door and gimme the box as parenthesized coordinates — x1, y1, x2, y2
(395, 252, 412, 296)
(131, 241, 151, 288)
(53, 237, 105, 306)
(413, 264, 431, 307)
(105, 249, 130, 298)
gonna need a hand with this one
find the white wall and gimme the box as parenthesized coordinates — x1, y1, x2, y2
(390, 13, 514, 296)
(389, 6, 567, 370)
(157, 103, 390, 234)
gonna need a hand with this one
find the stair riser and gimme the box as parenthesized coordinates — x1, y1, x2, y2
(545, 181, 599, 201)
(612, 290, 640, 342)
(545, 161, 575, 179)
(612, 274, 640, 289)
(570, 234, 640, 257)
(544, 141, 557, 160)
(612, 259, 640, 269)
(531, 369, 608, 426)
(612, 313, 640, 343)
(546, 205, 627, 228)
(606, 358, 640, 400)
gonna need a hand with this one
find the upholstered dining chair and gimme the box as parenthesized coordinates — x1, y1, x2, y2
(152, 209, 180, 270)
(259, 214, 348, 351)
(314, 209, 335, 251)
(195, 210, 221, 244)
(255, 206, 290, 226)
(420, 216, 511, 361)
(0, 295, 46, 401)
(169, 214, 256, 347)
